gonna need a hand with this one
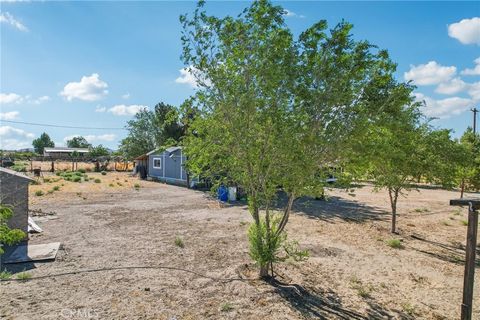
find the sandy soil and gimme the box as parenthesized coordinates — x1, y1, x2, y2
(1, 172, 479, 319)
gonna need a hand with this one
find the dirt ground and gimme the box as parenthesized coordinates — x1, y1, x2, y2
(1, 172, 479, 319)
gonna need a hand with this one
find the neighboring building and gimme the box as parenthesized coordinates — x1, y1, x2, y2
(147, 147, 190, 186)
(0, 167, 33, 234)
(43, 147, 90, 158)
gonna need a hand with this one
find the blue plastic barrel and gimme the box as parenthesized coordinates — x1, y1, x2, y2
(218, 185, 228, 202)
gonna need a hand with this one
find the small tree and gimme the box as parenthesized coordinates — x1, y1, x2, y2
(457, 127, 480, 196)
(32, 132, 54, 154)
(181, 0, 396, 276)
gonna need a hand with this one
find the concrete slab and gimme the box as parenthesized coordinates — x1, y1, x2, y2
(2, 242, 61, 264)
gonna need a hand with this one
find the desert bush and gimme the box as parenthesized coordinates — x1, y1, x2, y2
(73, 176, 82, 182)
(101, 171, 107, 175)
(134, 183, 140, 189)
(461, 220, 468, 226)
(16, 271, 32, 281)
(117, 182, 123, 186)
(94, 178, 101, 183)
(0, 271, 12, 280)
(43, 177, 51, 183)
(53, 186, 60, 191)
(35, 190, 44, 197)
(220, 302, 233, 312)
(386, 239, 402, 249)
(47, 190, 54, 194)
(78, 168, 86, 173)
(108, 183, 114, 187)
(174, 236, 184, 248)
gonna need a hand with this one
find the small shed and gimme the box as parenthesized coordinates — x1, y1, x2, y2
(43, 147, 89, 158)
(147, 147, 190, 186)
(0, 167, 33, 234)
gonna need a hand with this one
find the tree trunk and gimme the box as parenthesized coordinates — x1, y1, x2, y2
(460, 178, 465, 199)
(388, 188, 399, 234)
(259, 265, 269, 278)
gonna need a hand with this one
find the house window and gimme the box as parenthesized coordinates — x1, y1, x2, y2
(153, 158, 162, 169)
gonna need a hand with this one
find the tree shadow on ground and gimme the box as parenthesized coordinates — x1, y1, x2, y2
(271, 193, 389, 224)
(269, 278, 412, 319)
(409, 234, 479, 267)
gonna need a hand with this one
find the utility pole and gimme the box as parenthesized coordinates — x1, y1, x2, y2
(472, 107, 478, 134)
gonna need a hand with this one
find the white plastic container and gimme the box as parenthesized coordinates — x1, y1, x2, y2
(228, 187, 237, 201)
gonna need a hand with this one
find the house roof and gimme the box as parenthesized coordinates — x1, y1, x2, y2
(44, 147, 89, 153)
(146, 146, 182, 156)
(0, 167, 35, 182)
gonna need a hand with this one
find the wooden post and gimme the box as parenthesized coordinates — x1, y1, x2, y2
(461, 204, 478, 320)
(51, 161, 54, 172)
(450, 199, 479, 320)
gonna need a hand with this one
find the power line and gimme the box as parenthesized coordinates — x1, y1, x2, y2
(0, 119, 126, 130)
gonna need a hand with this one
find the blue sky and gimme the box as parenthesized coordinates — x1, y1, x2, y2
(1, 1, 479, 150)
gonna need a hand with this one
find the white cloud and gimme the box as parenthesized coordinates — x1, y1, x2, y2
(0, 93, 50, 105)
(0, 111, 19, 120)
(60, 73, 109, 101)
(414, 93, 474, 118)
(107, 104, 148, 116)
(468, 82, 480, 101)
(63, 134, 116, 144)
(0, 125, 35, 150)
(461, 57, 480, 76)
(435, 78, 468, 95)
(448, 17, 480, 45)
(283, 9, 305, 18)
(0, 93, 23, 104)
(175, 67, 198, 88)
(404, 61, 456, 85)
(31, 95, 50, 104)
(0, 12, 28, 32)
(121, 93, 130, 99)
(95, 106, 106, 113)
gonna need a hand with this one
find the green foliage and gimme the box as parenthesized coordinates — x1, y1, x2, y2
(0, 270, 12, 280)
(53, 186, 60, 191)
(180, 0, 389, 275)
(119, 102, 189, 159)
(94, 178, 101, 183)
(11, 162, 27, 172)
(174, 236, 184, 248)
(386, 239, 403, 249)
(66, 136, 91, 148)
(72, 176, 82, 182)
(16, 271, 32, 280)
(101, 171, 107, 175)
(89, 144, 110, 157)
(220, 302, 234, 312)
(32, 132, 54, 154)
(0, 205, 26, 254)
(134, 183, 140, 189)
(35, 190, 44, 196)
(78, 168, 86, 173)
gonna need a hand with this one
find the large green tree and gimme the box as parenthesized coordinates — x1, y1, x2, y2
(119, 102, 186, 159)
(181, 0, 397, 276)
(66, 136, 91, 148)
(457, 127, 480, 196)
(32, 132, 54, 154)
